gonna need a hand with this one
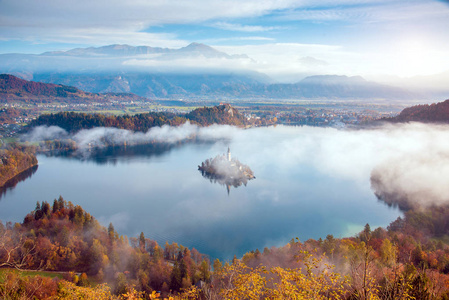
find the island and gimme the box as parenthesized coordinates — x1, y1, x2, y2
(198, 147, 255, 194)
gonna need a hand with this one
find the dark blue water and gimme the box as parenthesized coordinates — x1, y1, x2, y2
(0, 126, 401, 260)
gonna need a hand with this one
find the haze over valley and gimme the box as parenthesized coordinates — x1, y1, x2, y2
(1, 43, 447, 100)
(1, 0, 449, 299)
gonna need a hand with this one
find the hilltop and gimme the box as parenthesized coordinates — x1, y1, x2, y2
(185, 104, 249, 126)
(382, 98, 449, 123)
(0, 74, 147, 104)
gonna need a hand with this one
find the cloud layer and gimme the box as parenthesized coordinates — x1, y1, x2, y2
(227, 123, 449, 210)
(24, 122, 449, 211)
(24, 123, 239, 150)
(1, 0, 449, 80)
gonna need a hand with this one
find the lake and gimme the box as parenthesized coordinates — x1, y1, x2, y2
(0, 125, 403, 261)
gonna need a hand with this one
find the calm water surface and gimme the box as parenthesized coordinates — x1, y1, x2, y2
(0, 126, 401, 260)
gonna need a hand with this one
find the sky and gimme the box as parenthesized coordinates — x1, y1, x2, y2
(1, 0, 449, 81)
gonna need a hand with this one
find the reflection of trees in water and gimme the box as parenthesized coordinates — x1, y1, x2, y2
(200, 170, 251, 187)
(198, 151, 255, 194)
(40, 142, 192, 165)
(370, 171, 412, 211)
(200, 170, 253, 195)
(0, 165, 38, 200)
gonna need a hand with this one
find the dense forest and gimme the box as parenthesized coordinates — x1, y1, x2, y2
(28, 104, 250, 133)
(0, 197, 211, 299)
(0, 145, 38, 187)
(382, 99, 449, 123)
(2, 197, 449, 299)
(29, 111, 188, 133)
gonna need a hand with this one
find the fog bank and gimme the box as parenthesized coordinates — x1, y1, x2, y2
(24, 122, 239, 148)
(23, 122, 449, 210)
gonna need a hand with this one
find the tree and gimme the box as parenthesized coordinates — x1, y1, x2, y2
(380, 239, 397, 267)
(77, 273, 89, 287)
(137, 269, 150, 292)
(170, 261, 182, 291)
(360, 223, 372, 243)
(139, 232, 145, 252)
(108, 223, 116, 241)
(60, 226, 70, 247)
(52, 199, 59, 213)
(41, 202, 51, 218)
(34, 202, 42, 220)
(323, 234, 336, 259)
(199, 259, 211, 282)
(88, 239, 107, 275)
(0, 229, 36, 270)
(348, 242, 378, 299)
(114, 272, 129, 295)
(213, 258, 222, 273)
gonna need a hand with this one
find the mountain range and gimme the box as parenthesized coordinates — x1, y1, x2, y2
(0, 74, 146, 104)
(0, 43, 442, 101)
(42, 43, 251, 60)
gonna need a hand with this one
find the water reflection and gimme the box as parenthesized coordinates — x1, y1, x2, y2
(0, 165, 38, 200)
(199, 170, 253, 194)
(198, 147, 255, 194)
(0, 126, 405, 260)
(40, 143, 184, 165)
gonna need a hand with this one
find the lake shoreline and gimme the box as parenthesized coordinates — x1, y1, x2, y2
(0, 162, 39, 188)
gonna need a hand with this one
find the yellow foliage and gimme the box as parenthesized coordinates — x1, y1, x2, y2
(147, 286, 199, 300)
(214, 253, 348, 300)
(119, 287, 145, 300)
(56, 280, 115, 299)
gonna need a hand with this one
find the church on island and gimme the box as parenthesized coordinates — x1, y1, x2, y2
(198, 147, 255, 194)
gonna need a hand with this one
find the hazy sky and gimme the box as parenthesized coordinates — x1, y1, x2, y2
(1, 0, 449, 80)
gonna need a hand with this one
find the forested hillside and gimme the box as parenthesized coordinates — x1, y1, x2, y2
(0, 146, 38, 187)
(0, 197, 210, 299)
(383, 99, 449, 123)
(28, 104, 250, 132)
(29, 111, 188, 132)
(2, 197, 449, 299)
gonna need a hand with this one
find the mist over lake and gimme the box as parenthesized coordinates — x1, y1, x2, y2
(3, 123, 445, 261)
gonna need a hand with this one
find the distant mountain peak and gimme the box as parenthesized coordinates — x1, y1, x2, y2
(40, 42, 236, 59)
(185, 42, 207, 48)
(300, 75, 367, 84)
(177, 42, 230, 58)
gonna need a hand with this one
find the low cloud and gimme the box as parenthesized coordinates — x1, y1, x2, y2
(230, 123, 449, 210)
(122, 56, 256, 73)
(23, 122, 449, 210)
(371, 152, 449, 210)
(23, 123, 239, 151)
(72, 123, 198, 148)
(97, 212, 130, 232)
(21, 125, 68, 142)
